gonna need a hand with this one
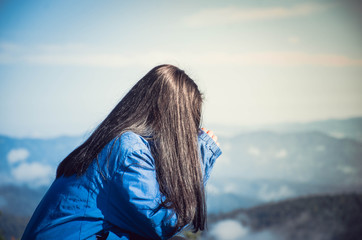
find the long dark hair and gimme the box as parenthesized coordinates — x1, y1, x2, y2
(56, 64, 206, 233)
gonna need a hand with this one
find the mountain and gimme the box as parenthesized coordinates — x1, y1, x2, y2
(217, 130, 362, 185)
(206, 129, 362, 213)
(259, 117, 362, 142)
(1, 119, 362, 215)
(0, 117, 362, 238)
(0, 185, 48, 240)
(203, 193, 362, 240)
(211, 116, 362, 142)
(0, 134, 83, 187)
(0, 185, 48, 217)
(0, 211, 29, 240)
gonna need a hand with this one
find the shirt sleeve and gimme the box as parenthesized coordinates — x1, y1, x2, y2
(198, 129, 222, 185)
(109, 148, 177, 240)
(108, 132, 222, 239)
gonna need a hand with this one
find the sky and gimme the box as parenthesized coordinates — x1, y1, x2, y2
(0, 0, 361, 138)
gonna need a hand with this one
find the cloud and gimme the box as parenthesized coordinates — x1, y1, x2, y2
(206, 184, 220, 195)
(248, 146, 260, 157)
(258, 184, 295, 202)
(183, 3, 328, 27)
(210, 219, 248, 240)
(11, 162, 53, 186)
(329, 131, 345, 139)
(200, 51, 362, 67)
(7, 148, 30, 164)
(275, 149, 288, 159)
(287, 36, 300, 45)
(315, 145, 325, 152)
(224, 183, 238, 194)
(1, 43, 362, 67)
(337, 165, 356, 175)
(208, 219, 283, 240)
(0, 42, 22, 52)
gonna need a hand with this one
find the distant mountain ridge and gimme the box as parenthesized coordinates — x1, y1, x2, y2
(0, 134, 83, 186)
(1, 117, 362, 215)
(212, 116, 362, 142)
(0, 117, 362, 239)
(204, 193, 362, 240)
(206, 127, 362, 214)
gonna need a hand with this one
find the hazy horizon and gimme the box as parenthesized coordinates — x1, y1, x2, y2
(1, 0, 361, 138)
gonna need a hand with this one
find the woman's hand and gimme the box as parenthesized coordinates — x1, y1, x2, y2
(201, 128, 220, 146)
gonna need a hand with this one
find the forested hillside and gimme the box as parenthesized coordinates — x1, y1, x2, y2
(204, 193, 362, 240)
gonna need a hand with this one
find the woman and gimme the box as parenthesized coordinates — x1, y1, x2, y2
(22, 64, 222, 240)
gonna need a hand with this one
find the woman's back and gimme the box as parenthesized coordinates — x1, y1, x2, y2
(22, 132, 170, 239)
(22, 131, 221, 240)
(22, 65, 222, 239)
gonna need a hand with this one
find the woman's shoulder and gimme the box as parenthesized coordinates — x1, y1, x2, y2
(116, 131, 151, 155)
(109, 131, 155, 172)
(98, 131, 153, 175)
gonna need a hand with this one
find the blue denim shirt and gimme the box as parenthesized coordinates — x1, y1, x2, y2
(22, 130, 222, 240)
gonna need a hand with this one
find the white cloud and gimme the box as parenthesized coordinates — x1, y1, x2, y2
(210, 219, 248, 240)
(248, 146, 260, 156)
(337, 165, 356, 175)
(287, 36, 300, 44)
(7, 148, 30, 164)
(0, 42, 22, 52)
(275, 149, 288, 159)
(206, 51, 362, 67)
(208, 219, 283, 240)
(1, 43, 362, 68)
(11, 162, 53, 186)
(224, 184, 238, 194)
(183, 4, 327, 27)
(21, 53, 131, 67)
(206, 184, 220, 195)
(315, 145, 325, 152)
(329, 131, 345, 139)
(258, 184, 295, 202)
